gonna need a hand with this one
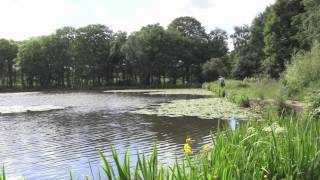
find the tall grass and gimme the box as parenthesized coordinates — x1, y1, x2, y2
(208, 79, 281, 100)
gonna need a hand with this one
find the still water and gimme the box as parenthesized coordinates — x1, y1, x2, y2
(0, 91, 235, 179)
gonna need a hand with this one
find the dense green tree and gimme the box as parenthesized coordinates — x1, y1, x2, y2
(230, 25, 250, 49)
(230, 25, 253, 79)
(0, 39, 18, 87)
(202, 58, 228, 81)
(18, 37, 51, 87)
(263, 0, 305, 78)
(230, 17, 267, 79)
(52, 26, 76, 87)
(168, 16, 207, 40)
(110, 31, 128, 84)
(123, 24, 168, 86)
(168, 16, 208, 84)
(73, 24, 113, 87)
(249, 13, 266, 63)
(296, 0, 320, 49)
(206, 28, 229, 58)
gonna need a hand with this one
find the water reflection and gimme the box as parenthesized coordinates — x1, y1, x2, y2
(0, 91, 236, 179)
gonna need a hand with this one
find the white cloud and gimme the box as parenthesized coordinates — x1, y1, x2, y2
(0, 0, 275, 46)
(0, 0, 82, 40)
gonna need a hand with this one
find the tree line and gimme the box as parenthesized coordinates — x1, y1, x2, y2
(0, 0, 319, 89)
(0, 17, 228, 89)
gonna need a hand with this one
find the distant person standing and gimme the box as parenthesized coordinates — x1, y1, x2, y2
(218, 76, 226, 97)
(218, 76, 225, 88)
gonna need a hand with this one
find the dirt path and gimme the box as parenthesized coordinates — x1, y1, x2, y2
(249, 98, 305, 112)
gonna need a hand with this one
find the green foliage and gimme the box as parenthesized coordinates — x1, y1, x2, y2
(262, 0, 305, 78)
(0, 16, 230, 89)
(297, 0, 320, 48)
(209, 79, 281, 102)
(230, 18, 265, 79)
(283, 42, 320, 96)
(207, 82, 225, 97)
(233, 94, 250, 108)
(2, 0, 320, 88)
(0, 39, 18, 87)
(274, 94, 289, 115)
(305, 90, 320, 118)
(201, 58, 228, 82)
(207, 29, 229, 58)
(230, 0, 319, 80)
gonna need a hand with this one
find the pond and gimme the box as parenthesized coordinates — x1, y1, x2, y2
(0, 91, 238, 179)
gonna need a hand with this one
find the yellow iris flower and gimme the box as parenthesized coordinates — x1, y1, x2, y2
(186, 137, 192, 144)
(184, 143, 192, 155)
(202, 144, 211, 153)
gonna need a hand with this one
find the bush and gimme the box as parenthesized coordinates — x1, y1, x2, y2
(208, 82, 225, 97)
(275, 95, 288, 115)
(237, 95, 250, 108)
(306, 90, 320, 118)
(202, 58, 228, 82)
(284, 42, 320, 96)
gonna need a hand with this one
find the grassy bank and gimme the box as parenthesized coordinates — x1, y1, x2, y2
(208, 78, 282, 100)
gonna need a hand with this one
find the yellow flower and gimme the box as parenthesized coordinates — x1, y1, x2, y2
(186, 137, 192, 144)
(184, 143, 192, 155)
(202, 144, 211, 153)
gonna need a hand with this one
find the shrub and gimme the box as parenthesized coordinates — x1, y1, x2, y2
(307, 90, 320, 118)
(208, 82, 225, 97)
(235, 94, 250, 108)
(283, 42, 320, 96)
(202, 58, 228, 82)
(275, 95, 288, 115)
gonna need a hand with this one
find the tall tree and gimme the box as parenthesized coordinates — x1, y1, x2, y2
(52, 26, 76, 87)
(0, 39, 18, 87)
(18, 37, 51, 87)
(206, 28, 229, 58)
(123, 24, 168, 86)
(168, 16, 207, 84)
(73, 24, 113, 86)
(230, 25, 254, 79)
(263, 0, 305, 78)
(110, 31, 128, 84)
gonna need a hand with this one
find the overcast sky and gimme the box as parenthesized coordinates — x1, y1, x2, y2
(0, 0, 275, 45)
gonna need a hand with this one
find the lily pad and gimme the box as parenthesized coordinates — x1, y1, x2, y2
(131, 97, 260, 120)
(104, 88, 214, 96)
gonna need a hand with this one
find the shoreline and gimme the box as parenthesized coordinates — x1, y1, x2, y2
(0, 85, 201, 93)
